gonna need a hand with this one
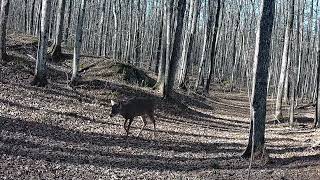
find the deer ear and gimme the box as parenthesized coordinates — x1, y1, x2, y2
(111, 100, 116, 106)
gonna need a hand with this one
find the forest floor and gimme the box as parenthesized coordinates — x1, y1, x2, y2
(1, 34, 320, 179)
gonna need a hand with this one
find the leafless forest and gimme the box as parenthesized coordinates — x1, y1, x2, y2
(1, 0, 320, 179)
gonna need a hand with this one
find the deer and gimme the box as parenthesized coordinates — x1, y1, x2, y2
(109, 97, 156, 138)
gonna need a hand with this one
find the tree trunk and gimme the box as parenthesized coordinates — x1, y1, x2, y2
(162, 0, 173, 96)
(97, 0, 107, 56)
(125, 0, 134, 63)
(195, 2, 211, 91)
(295, 0, 306, 100)
(31, 0, 51, 87)
(104, 0, 112, 57)
(30, 0, 36, 34)
(275, 0, 294, 120)
(230, 5, 241, 91)
(50, 0, 66, 60)
(70, 0, 87, 86)
(289, 0, 302, 128)
(153, 0, 168, 94)
(163, 0, 187, 98)
(135, 0, 142, 67)
(283, 51, 291, 104)
(112, 0, 118, 61)
(242, 0, 275, 160)
(155, 13, 163, 75)
(177, 0, 198, 89)
(64, 0, 73, 43)
(289, 50, 297, 128)
(315, 18, 320, 128)
(35, 1, 42, 37)
(24, 0, 28, 33)
(205, 0, 222, 93)
(0, 0, 10, 63)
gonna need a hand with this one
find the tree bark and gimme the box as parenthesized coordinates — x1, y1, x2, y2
(153, 4, 167, 93)
(163, 0, 187, 98)
(64, 0, 73, 43)
(112, 0, 118, 61)
(177, 0, 199, 89)
(155, 12, 163, 75)
(315, 17, 320, 128)
(289, 0, 302, 128)
(161, 0, 173, 96)
(0, 0, 10, 63)
(50, 0, 66, 60)
(24, 0, 28, 33)
(29, 0, 36, 34)
(242, 0, 275, 160)
(194, 1, 212, 91)
(70, 0, 87, 86)
(205, 0, 222, 93)
(31, 0, 51, 87)
(134, 0, 142, 67)
(96, 0, 107, 56)
(275, 0, 294, 120)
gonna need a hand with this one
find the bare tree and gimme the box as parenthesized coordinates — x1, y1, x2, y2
(205, 0, 222, 93)
(242, 0, 275, 161)
(134, 0, 142, 67)
(275, 0, 295, 120)
(31, 0, 51, 87)
(153, 1, 163, 74)
(153, 0, 172, 95)
(64, 0, 73, 43)
(97, 0, 107, 56)
(194, 1, 211, 91)
(162, 0, 173, 96)
(24, 0, 27, 33)
(315, 15, 320, 128)
(289, 0, 303, 128)
(177, 0, 199, 90)
(50, 0, 66, 60)
(112, 0, 119, 61)
(70, 0, 87, 86)
(29, 0, 36, 34)
(163, 0, 187, 98)
(0, 0, 10, 63)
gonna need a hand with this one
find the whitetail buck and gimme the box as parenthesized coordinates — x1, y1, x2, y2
(110, 97, 156, 138)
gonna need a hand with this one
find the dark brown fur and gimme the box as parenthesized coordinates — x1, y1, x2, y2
(110, 97, 156, 137)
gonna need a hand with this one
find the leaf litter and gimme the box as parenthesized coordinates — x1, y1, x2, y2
(0, 34, 320, 179)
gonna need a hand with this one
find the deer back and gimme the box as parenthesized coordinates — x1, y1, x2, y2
(119, 97, 154, 119)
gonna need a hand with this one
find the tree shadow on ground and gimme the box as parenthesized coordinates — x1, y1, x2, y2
(50, 53, 73, 63)
(156, 114, 249, 132)
(14, 83, 95, 104)
(1, 87, 319, 171)
(268, 154, 320, 169)
(2, 53, 71, 85)
(267, 117, 314, 127)
(3, 54, 34, 75)
(0, 116, 243, 171)
(6, 41, 38, 57)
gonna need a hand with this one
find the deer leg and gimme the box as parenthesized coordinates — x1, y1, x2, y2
(123, 119, 129, 133)
(126, 118, 134, 137)
(137, 116, 147, 137)
(148, 113, 156, 139)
